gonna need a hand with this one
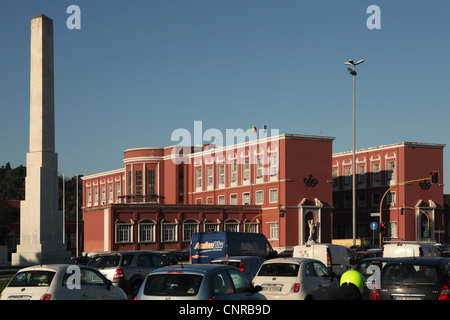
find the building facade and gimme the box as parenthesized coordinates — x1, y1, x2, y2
(81, 134, 335, 253)
(332, 142, 447, 244)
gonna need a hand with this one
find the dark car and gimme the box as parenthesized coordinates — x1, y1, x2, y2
(371, 257, 450, 300)
(354, 257, 393, 299)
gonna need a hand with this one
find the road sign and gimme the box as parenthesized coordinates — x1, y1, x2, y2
(370, 222, 378, 230)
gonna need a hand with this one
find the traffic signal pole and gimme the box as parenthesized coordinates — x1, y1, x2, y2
(378, 177, 430, 247)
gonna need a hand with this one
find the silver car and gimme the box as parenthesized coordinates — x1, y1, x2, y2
(0, 264, 127, 300)
(135, 264, 266, 300)
(88, 251, 169, 297)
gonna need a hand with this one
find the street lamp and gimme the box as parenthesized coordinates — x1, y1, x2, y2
(345, 58, 364, 247)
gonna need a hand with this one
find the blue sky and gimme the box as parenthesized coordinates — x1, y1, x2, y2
(1, 0, 450, 192)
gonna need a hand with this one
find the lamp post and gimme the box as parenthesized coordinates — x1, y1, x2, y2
(345, 59, 364, 247)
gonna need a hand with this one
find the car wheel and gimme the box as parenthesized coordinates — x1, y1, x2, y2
(130, 279, 143, 297)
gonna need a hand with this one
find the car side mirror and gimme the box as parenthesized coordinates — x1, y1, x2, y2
(106, 280, 112, 290)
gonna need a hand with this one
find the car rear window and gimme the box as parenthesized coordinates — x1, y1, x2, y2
(257, 263, 300, 277)
(8, 271, 55, 287)
(210, 260, 241, 268)
(143, 274, 203, 296)
(88, 255, 121, 268)
(382, 264, 439, 286)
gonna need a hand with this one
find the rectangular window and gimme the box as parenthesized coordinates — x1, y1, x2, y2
(205, 223, 219, 232)
(183, 224, 198, 242)
(243, 159, 250, 183)
(372, 193, 381, 206)
(94, 187, 98, 206)
(332, 169, 338, 188)
(148, 169, 155, 194)
(87, 188, 92, 206)
(255, 190, 264, 204)
(116, 182, 121, 203)
(101, 185, 106, 204)
(230, 193, 237, 205)
(162, 224, 177, 242)
(242, 192, 250, 205)
(207, 166, 213, 187)
(270, 155, 278, 177)
(358, 194, 366, 207)
(358, 165, 366, 186)
(225, 223, 239, 232)
(135, 170, 142, 195)
(256, 158, 263, 180)
(218, 164, 225, 186)
(139, 224, 155, 242)
(218, 195, 225, 205)
(230, 163, 237, 184)
(116, 224, 132, 243)
(196, 168, 202, 189)
(345, 167, 351, 186)
(108, 184, 113, 203)
(372, 163, 380, 185)
(269, 189, 278, 203)
(387, 161, 395, 184)
(269, 222, 279, 240)
(207, 196, 213, 204)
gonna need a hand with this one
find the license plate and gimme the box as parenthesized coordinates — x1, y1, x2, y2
(262, 285, 283, 292)
(393, 296, 423, 300)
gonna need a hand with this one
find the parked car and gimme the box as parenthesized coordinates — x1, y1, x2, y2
(292, 243, 356, 277)
(0, 264, 127, 300)
(135, 264, 266, 300)
(353, 248, 382, 262)
(371, 257, 450, 300)
(252, 257, 339, 300)
(88, 251, 169, 297)
(210, 256, 266, 280)
(354, 257, 394, 299)
(70, 255, 91, 265)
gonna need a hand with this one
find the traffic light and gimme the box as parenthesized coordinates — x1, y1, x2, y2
(279, 210, 286, 218)
(424, 229, 429, 238)
(430, 171, 440, 184)
(380, 222, 386, 234)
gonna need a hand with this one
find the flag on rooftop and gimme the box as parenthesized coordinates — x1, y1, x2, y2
(249, 124, 257, 133)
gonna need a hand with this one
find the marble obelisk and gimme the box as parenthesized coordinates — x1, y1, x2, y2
(12, 15, 70, 266)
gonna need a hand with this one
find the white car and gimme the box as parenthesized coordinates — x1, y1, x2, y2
(1, 264, 128, 300)
(252, 258, 339, 300)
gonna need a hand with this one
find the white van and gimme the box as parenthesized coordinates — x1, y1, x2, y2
(292, 243, 355, 277)
(382, 242, 442, 258)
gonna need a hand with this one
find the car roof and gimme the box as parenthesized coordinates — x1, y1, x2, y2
(17, 264, 76, 273)
(262, 257, 311, 264)
(211, 256, 264, 261)
(148, 264, 236, 275)
(386, 257, 450, 265)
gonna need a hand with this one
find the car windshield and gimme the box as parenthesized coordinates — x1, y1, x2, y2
(143, 274, 203, 296)
(382, 264, 439, 286)
(8, 271, 55, 287)
(88, 255, 121, 268)
(257, 263, 300, 277)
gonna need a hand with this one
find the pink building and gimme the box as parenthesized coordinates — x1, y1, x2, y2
(332, 142, 447, 243)
(81, 134, 335, 253)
